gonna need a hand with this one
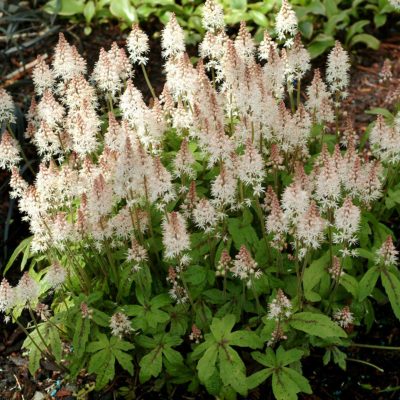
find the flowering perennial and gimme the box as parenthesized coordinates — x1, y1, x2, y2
(0, 1, 399, 397)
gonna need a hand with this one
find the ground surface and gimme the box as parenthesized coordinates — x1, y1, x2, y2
(1, 10, 400, 400)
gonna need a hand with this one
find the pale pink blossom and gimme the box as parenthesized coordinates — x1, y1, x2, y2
(127, 24, 149, 65)
(202, 0, 225, 32)
(275, 0, 298, 42)
(0, 131, 21, 170)
(110, 312, 133, 337)
(162, 212, 190, 259)
(161, 14, 185, 58)
(0, 88, 16, 124)
(267, 289, 292, 321)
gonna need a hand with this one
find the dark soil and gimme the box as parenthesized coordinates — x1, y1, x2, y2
(1, 7, 400, 400)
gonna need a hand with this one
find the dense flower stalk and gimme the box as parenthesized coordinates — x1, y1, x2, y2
(326, 41, 350, 98)
(162, 212, 191, 259)
(275, 0, 298, 43)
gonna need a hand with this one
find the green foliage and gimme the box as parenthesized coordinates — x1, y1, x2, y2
(87, 334, 135, 389)
(137, 333, 183, 383)
(381, 269, 400, 319)
(42, 0, 399, 55)
(289, 312, 347, 338)
(195, 315, 262, 395)
(125, 293, 171, 332)
(248, 347, 312, 400)
(295, 0, 394, 57)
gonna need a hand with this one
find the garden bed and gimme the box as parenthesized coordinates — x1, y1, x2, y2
(1, 4, 400, 399)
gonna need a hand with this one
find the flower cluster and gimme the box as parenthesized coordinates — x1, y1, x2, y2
(267, 289, 292, 321)
(110, 312, 133, 337)
(376, 236, 398, 267)
(231, 245, 262, 286)
(0, 131, 21, 170)
(0, 273, 39, 316)
(333, 306, 354, 328)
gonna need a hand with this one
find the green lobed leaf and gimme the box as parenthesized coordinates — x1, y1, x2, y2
(228, 218, 259, 250)
(163, 333, 183, 347)
(340, 274, 359, 299)
(204, 368, 223, 396)
(191, 339, 210, 359)
(323, 349, 331, 365)
(28, 344, 42, 376)
(135, 335, 156, 349)
(229, 330, 263, 349)
(218, 346, 248, 396)
(124, 305, 143, 317)
(183, 265, 207, 286)
(260, 318, 276, 342)
(197, 344, 218, 383)
(359, 266, 380, 301)
(112, 337, 135, 351)
(91, 309, 110, 327)
(150, 293, 172, 308)
(72, 316, 90, 358)
(381, 270, 400, 320)
(272, 369, 298, 400)
(332, 347, 347, 370)
(139, 347, 163, 383)
(251, 349, 275, 368)
(289, 312, 347, 338)
(299, 20, 314, 39)
(87, 335, 108, 354)
(163, 347, 184, 368)
(357, 248, 375, 261)
(282, 367, 313, 395)
(303, 252, 330, 302)
(247, 368, 273, 390)
(49, 326, 62, 362)
(146, 309, 170, 328)
(324, 0, 339, 18)
(113, 349, 134, 375)
(210, 314, 236, 341)
(91, 351, 115, 390)
(277, 348, 304, 366)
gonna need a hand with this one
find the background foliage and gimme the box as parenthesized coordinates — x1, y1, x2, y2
(42, 0, 400, 55)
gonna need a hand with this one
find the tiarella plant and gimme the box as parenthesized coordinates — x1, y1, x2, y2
(1, 1, 400, 399)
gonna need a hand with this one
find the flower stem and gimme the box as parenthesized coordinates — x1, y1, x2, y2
(288, 83, 295, 114)
(28, 307, 52, 355)
(296, 79, 301, 109)
(351, 343, 400, 351)
(347, 357, 384, 373)
(141, 64, 156, 100)
(334, 91, 340, 142)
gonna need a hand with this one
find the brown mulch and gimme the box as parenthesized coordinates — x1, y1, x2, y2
(343, 36, 400, 134)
